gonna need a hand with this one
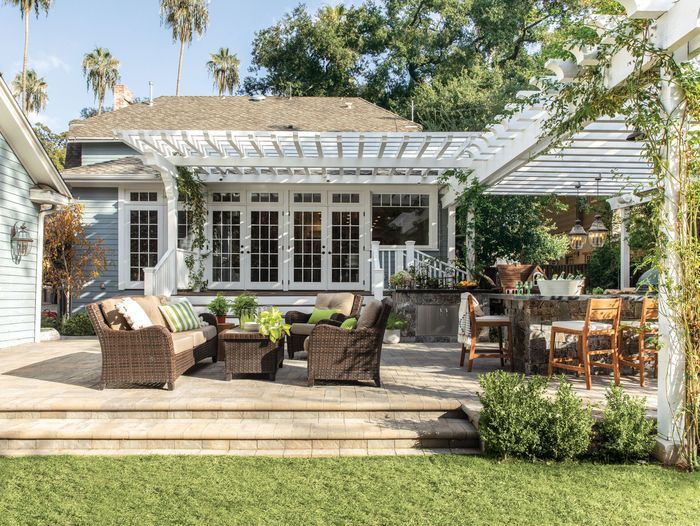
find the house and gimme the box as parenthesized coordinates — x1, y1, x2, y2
(62, 87, 474, 309)
(0, 75, 71, 348)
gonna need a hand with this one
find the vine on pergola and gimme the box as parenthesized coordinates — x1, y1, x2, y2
(176, 166, 208, 291)
(540, 18, 699, 469)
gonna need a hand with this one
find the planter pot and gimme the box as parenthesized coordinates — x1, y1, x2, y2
(536, 279, 585, 297)
(384, 329, 401, 344)
(216, 315, 227, 324)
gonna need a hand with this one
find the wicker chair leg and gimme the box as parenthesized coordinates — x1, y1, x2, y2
(166, 381, 175, 391)
(308, 376, 315, 387)
(99, 381, 107, 390)
(374, 376, 382, 388)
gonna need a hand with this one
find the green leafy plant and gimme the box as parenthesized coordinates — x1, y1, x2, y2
(386, 312, 408, 331)
(207, 293, 231, 317)
(591, 287, 605, 295)
(177, 166, 208, 291)
(256, 307, 291, 344)
(595, 384, 655, 463)
(479, 371, 593, 460)
(540, 378, 593, 461)
(231, 294, 259, 323)
(389, 270, 412, 289)
(59, 313, 95, 336)
(588, 240, 620, 291)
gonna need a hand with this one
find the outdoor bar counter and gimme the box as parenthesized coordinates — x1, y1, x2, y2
(473, 293, 647, 375)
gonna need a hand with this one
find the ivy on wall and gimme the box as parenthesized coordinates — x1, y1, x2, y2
(176, 167, 208, 291)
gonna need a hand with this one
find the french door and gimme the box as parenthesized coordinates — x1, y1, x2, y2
(123, 205, 164, 289)
(289, 209, 326, 289)
(247, 209, 283, 290)
(208, 206, 244, 289)
(327, 209, 363, 289)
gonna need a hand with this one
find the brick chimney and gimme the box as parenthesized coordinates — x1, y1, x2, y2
(113, 84, 134, 111)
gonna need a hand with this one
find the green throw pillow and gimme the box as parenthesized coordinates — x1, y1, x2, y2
(308, 308, 340, 324)
(340, 317, 358, 331)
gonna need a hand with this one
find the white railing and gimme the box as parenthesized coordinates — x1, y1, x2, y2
(371, 241, 385, 300)
(143, 248, 178, 297)
(375, 241, 470, 290)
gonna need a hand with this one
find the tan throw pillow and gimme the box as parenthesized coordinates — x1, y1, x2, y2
(357, 300, 382, 329)
(116, 297, 153, 330)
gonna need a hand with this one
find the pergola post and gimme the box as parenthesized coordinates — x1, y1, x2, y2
(447, 204, 456, 263)
(464, 209, 475, 280)
(655, 65, 686, 461)
(619, 208, 631, 289)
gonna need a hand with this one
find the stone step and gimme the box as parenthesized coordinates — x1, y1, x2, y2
(0, 409, 465, 420)
(0, 415, 479, 456)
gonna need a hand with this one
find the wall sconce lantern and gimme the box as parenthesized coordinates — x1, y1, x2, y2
(10, 222, 34, 264)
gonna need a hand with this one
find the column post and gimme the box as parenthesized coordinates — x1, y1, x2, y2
(405, 240, 416, 268)
(464, 209, 475, 280)
(371, 241, 385, 300)
(447, 204, 456, 262)
(655, 65, 686, 462)
(619, 208, 631, 289)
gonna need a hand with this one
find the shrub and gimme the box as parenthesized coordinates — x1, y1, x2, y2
(478, 371, 549, 459)
(389, 270, 412, 289)
(386, 312, 408, 331)
(595, 383, 655, 462)
(60, 313, 95, 336)
(541, 378, 593, 460)
(478, 371, 593, 460)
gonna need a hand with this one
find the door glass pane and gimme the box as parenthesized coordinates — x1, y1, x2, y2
(331, 211, 360, 283)
(212, 210, 241, 282)
(293, 211, 322, 283)
(250, 210, 279, 283)
(129, 209, 158, 281)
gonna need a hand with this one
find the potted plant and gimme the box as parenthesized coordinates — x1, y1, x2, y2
(384, 312, 408, 344)
(256, 307, 291, 345)
(207, 292, 231, 324)
(231, 293, 259, 325)
(389, 269, 413, 289)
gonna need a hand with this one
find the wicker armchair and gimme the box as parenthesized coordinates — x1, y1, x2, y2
(86, 299, 218, 391)
(306, 298, 392, 387)
(285, 293, 363, 358)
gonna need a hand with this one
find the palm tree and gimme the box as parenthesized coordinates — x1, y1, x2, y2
(4, 0, 52, 114)
(206, 47, 240, 96)
(11, 69, 48, 114)
(160, 0, 209, 96)
(82, 47, 121, 115)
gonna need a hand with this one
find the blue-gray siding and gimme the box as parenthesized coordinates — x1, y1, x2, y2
(71, 187, 120, 312)
(0, 132, 39, 347)
(81, 142, 138, 166)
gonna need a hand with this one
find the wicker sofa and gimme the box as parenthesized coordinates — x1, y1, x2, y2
(86, 296, 218, 390)
(284, 292, 363, 358)
(305, 298, 393, 387)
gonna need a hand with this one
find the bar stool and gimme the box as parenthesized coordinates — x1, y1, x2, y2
(618, 297, 659, 387)
(458, 293, 514, 372)
(548, 298, 622, 390)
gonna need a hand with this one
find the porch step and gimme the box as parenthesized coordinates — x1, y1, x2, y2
(0, 411, 480, 457)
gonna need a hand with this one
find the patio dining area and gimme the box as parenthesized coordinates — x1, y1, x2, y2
(0, 336, 656, 457)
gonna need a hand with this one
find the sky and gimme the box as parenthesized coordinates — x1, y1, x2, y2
(0, 0, 359, 132)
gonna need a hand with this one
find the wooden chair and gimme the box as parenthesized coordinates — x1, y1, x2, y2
(459, 294, 514, 372)
(548, 298, 622, 390)
(618, 297, 659, 387)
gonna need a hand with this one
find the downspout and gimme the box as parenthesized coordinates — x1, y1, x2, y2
(33, 204, 56, 342)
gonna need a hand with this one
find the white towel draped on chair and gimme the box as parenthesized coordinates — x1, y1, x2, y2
(458, 293, 472, 344)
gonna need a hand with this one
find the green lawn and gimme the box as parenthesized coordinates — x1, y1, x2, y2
(0, 456, 698, 525)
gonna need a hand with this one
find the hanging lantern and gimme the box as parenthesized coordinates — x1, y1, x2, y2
(568, 219, 588, 250)
(10, 222, 34, 263)
(587, 214, 609, 248)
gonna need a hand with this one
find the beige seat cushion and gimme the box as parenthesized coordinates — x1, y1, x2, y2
(315, 293, 356, 316)
(171, 332, 195, 354)
(303, 337, 310, 352)
(179, 325, 217, 347)
(552, 320, 613, 332)
(291, 323, 315, 336)
(475, 315, 510, 324)
(100, 295, 169, 330)
(357, 300, 382, 329)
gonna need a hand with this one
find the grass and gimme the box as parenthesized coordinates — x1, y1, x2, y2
(0, 455, 698, 525)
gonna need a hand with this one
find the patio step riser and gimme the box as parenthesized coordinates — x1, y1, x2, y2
(0, 438, 479, 453)
(0, 410, 465, 420)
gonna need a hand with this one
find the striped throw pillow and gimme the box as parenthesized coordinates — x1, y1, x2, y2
(159, 299, 199, 332)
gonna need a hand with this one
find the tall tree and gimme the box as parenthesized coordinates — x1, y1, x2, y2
(206, 47, 240, 96)
(81, 47, 120, 115)
(32, 123, 66, 169)
(4, 0, 52, 114)
(160, 0, 209, 96)
(11, 69, 48, 114)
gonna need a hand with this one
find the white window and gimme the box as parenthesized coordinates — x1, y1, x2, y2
(251, 192, 279, 203)
(130, 191, 158, 202)
(293, 192, 322, 204)
(371, 193, 431, 246)
(211, 192, 241, 203)
(331, 193, 360, 204)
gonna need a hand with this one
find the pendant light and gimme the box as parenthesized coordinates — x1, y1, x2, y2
(587, 175, 609, 249)
(568, 182, 587, 250)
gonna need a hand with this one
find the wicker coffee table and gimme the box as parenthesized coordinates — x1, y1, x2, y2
(220, 328, 284, 381)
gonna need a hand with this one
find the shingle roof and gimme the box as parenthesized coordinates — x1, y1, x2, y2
(68, 96, 421, 139)
(61, 156, 159, 177)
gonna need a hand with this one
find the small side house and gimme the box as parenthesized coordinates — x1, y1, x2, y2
(0, 74, 71, 347)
